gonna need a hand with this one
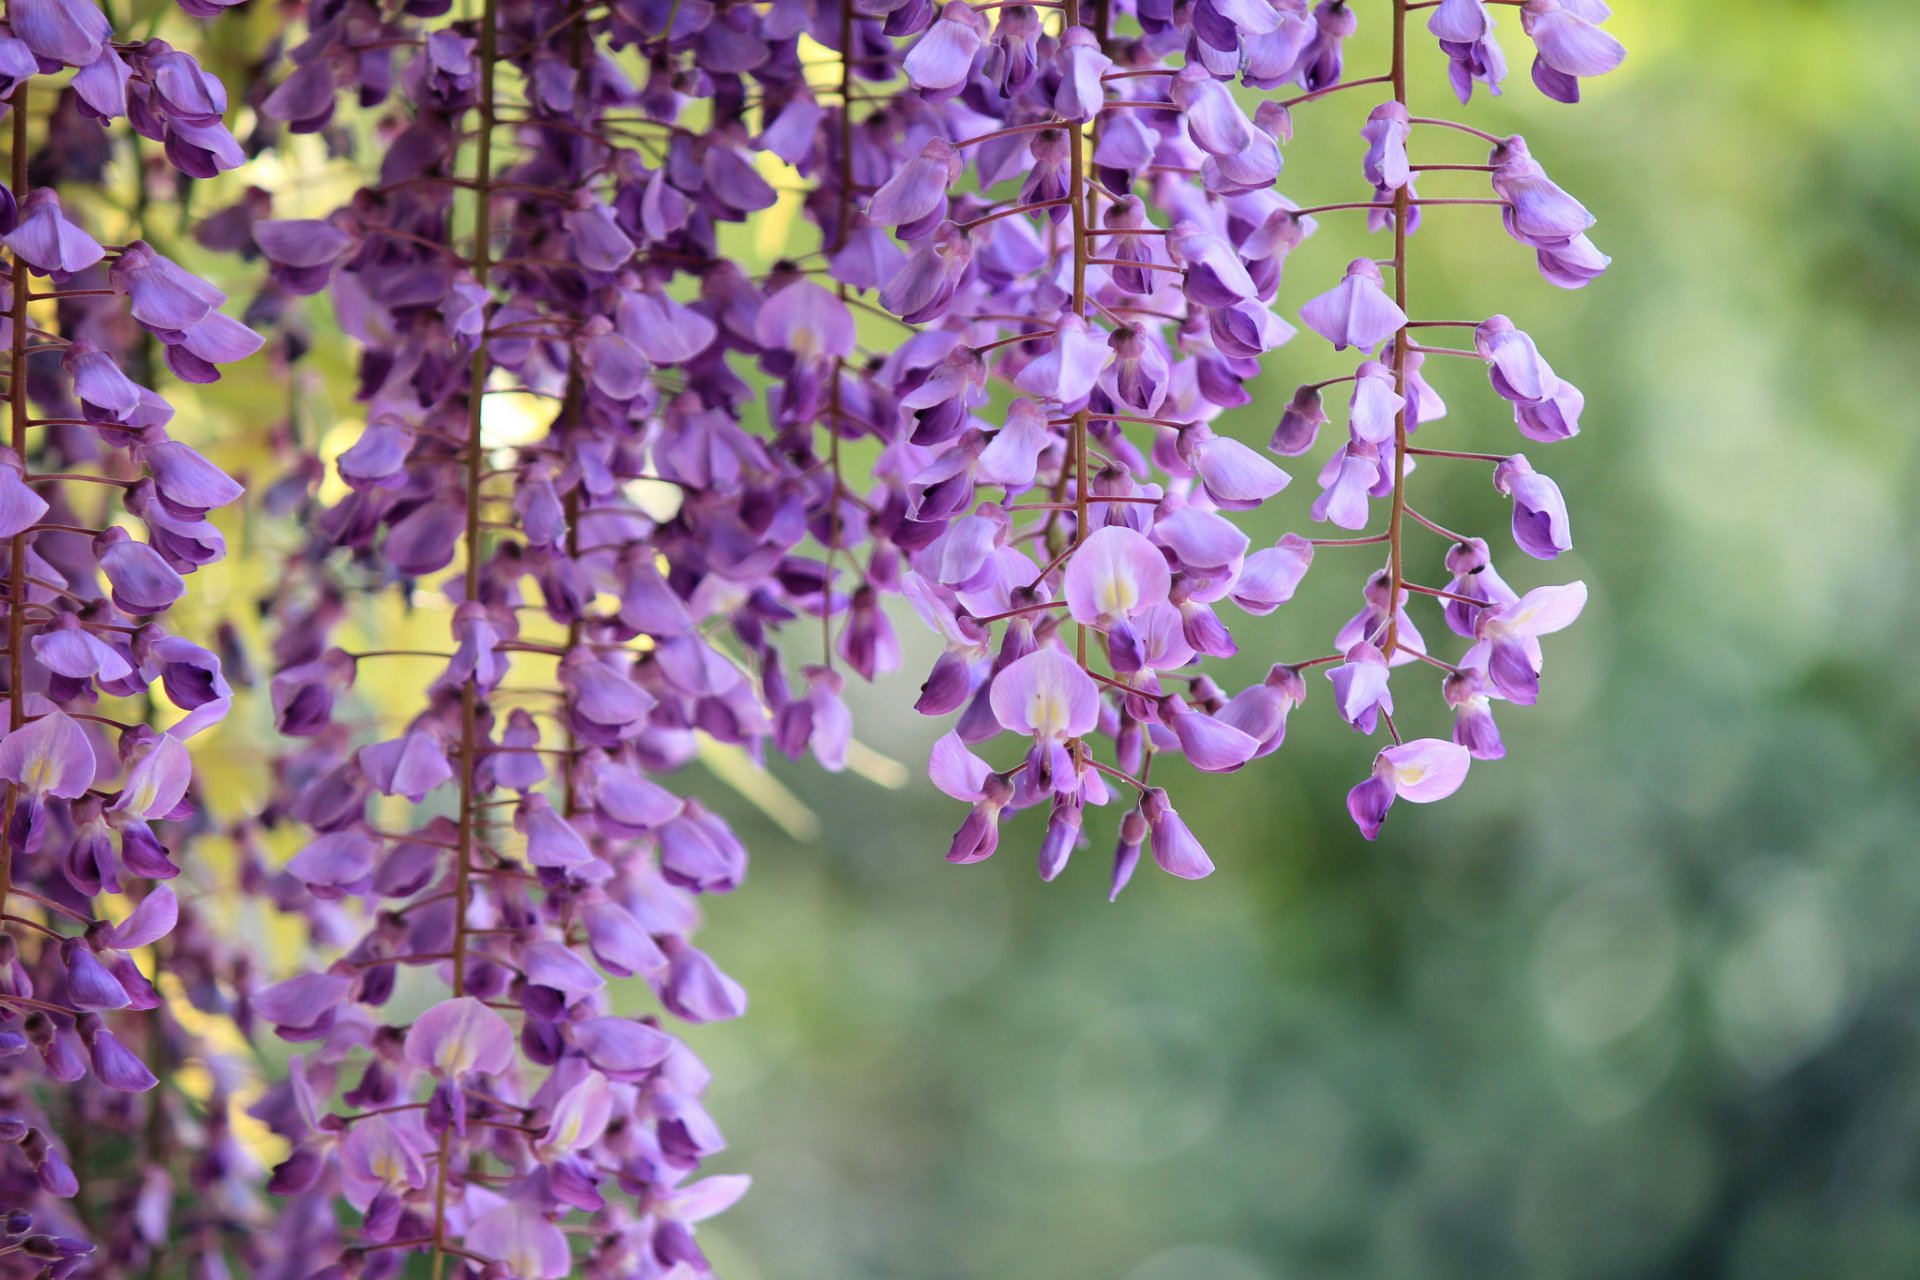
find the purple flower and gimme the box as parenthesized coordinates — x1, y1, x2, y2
(1064, 525, 1171, 635)
(465, 1202, 572, 1280)
(1271, 384, 1329, 456)
(991, 647, 1100, 745)
(1362, 102, 1412, 191)
(405, 996, 515, 1078)
(1179, 423, 1290, 510)
(573, 1016, 676, 1080)
(1054, 27, 1112, 122)
(867, 139, 962, 231)
(1347, 739, 1472, 839)
(1327, 642, 1394, 735)
(881, 222, 972, 323)
(10, 0, 110, 66)
(252, 971, 350, 1041)
(358, 726, 454, 801)
(110, 240, 223, 334)
(1522, 0, 1626, 101)
(0, 452, 51, 538)
(1161, 699, 1260, 772)
(1493, 454, 1573, 559)
(1491, 135, 1595, 248)
(3, 190, 105, 274)
(904, 1, 987, 94)
(0, 710, 97, 801)
(1141, 787, 1214, 880)
(107, 732, 191, 821)
(1473, 581, 1588, 704)
(77, 1015, 158, 1091)
(1445, 667, 1507, 760)
(1233, 535, 1315, 614)
(285, 831, 378, 898)
(1301, 259, 1407, 352)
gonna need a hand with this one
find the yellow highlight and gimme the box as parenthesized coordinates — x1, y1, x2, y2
(1028, 690, 1073, 740)
(698, 740, 821, 842)
(481, 383, 555, 449)
(160, 970, 290, 1167)
(845, 740, 910, 790)
(753, 149, 802, 259)
(1097, 572, 1138, 619)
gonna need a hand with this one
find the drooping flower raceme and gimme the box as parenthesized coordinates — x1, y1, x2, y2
(858, 0, 1616, 875)
(0, 0, 1625, 1268)
(0, 0, 257, 1265)
(231, 0, 826, 1273)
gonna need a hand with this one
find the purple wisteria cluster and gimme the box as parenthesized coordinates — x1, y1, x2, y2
(0, 0, 265, 1270)
(229, 0, 786, 1275)
(0, 0, 1625, 1272)
(865, 0, 1619, 885)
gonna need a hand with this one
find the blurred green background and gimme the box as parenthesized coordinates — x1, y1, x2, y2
(156, 1, 1920, 1276)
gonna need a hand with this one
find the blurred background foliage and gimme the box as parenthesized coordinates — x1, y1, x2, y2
(111, 0, 1920, 1275)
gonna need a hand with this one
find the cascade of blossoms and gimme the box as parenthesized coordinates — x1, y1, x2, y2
(0, 0, 259, 1268)
(861, 0, 1622, 884)
(228, 0, 859, 1274)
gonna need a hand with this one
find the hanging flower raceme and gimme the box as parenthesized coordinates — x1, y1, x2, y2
(226, 0, 891, 1271)
(0, 0, 257, 1261)
(44, 0, 1629, 1268)
(848, 0, 1617, 863)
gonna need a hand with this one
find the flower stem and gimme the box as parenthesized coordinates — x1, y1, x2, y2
(1385, 0, 1411, 659)
(433, 0, 498, 1270)
(1066, 0, 1092, 671)
(2, 79, 29, 930)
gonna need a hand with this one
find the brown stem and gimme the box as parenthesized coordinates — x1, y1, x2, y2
(3, 79, 29, 928)
(1065, 0, 1092, 671)
(433, 0, 498, 1271)
(1385, 0, 1411, 658)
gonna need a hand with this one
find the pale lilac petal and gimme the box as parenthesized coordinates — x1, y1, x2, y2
(542, 1075, 613, 1152)
(754, 279, 855, 361)
(1063, 525, 1171, 626)
(1429, 0, 1490, 41)
(574, 1016, 676, 1078)
(583, 901, 669, 978)
(1300, 259, 1407, 352)
(666, 1174, 752, 1223)
(0, 710, 97, 799)
(1528, 6, 1626, 77)
(1381, 738, 1472, 802)
(108, 735, 191, 821)
(358, 728, 454, 802)
(253, 219, 354, 268)
(1187, 428, 1290, 509)
(465, 1202, 571, 1280)
(903, 2, 985, 91)
(4, 190, 105, 274)
(404, 996, 516, 1078)
(1232, 535, 1314, 614)
(1495, 581, 1587, 637)
(285, 831, 379, 895)
(1142, 788, 1214, 879)
(522, 941, 605, 996)
(928, 731, 992, 802)
(107, 885, 177, 949)
(0, 460, 50, 537)
(990, 648, 1101, 741)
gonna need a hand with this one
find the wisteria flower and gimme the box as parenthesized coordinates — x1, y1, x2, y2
(1347, 739, 1473, 839)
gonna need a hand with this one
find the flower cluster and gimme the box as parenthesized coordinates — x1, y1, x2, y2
(0, 0, 1628, 1270)
(231, 0, 806, 1274)
(0, 0, 258, 1267)
(847, 0, 1622, 889)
